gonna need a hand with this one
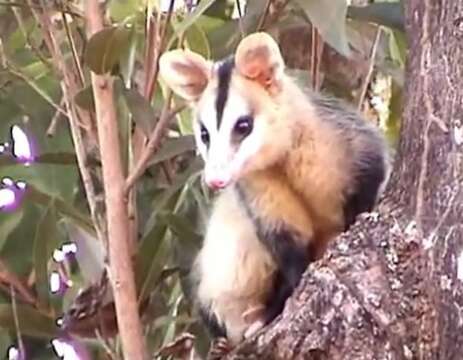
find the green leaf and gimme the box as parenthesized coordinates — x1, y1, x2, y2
(159, 212, 202, 243)
(84, 25, 133, 74)
(208, 20, 240, 59)
(64, 221, 106, 285)
(294, 0, 351, 57)
(33, 152, 77, 165)
(185, 22, 211, 58)
(388, 29, 407, 68)
(74, 85, 95, 111)
(207, 1, 265, 59)
(122, 88, 159, 136)
(33, 200, 60, 305)
(148, 135, 195, 166)
(144, 156, 203, 227)
(152, 314, 195, 330)
(0, 209, 24, 253)
(135, 219, 171, 300)
(190, 185, 210, 226)
(172, 0, 218, 36)
(27, 186, 95, 235)
(0, 330, 11, 354)
(384, 79, 403, 149)
(0, 153, 77, 167)
(136, 157, 203, 298)
(0, 304, 57, 338)
(0, 201, 40, 275)
(110, 0, 143, 22)
(347, 3, 404, 32)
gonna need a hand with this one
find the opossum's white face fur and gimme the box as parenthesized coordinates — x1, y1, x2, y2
(159, 32, 291, 190)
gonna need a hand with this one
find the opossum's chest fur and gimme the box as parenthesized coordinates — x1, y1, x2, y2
(196, 188, 277, 342)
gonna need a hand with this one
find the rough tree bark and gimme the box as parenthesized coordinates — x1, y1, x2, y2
(226, 0, 463, 359)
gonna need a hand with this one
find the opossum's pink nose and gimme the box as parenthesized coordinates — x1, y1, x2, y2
(206, 179, 228, 190)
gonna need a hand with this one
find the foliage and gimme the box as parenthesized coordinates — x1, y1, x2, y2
(0, 0, 404, 358)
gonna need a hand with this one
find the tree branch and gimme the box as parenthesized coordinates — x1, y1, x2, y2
(27, 0, 106, 244)
(125, 99, 185, 194)
(84, 1, 148, 359)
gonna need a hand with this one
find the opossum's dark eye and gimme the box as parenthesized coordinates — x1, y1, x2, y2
(233, 115, 253, 139)
(200, 123, 210, 147)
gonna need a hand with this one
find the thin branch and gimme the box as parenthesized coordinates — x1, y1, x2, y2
(27, 0, 106, 245)
(235, 0, 245, 38)
(145, 0, 175, 100)
(60, 5, 85, 86)
(257, 0, 272, 31)
(262, 0, 290, 28)
(0, 1, 82, 17)
(357, 27, 382, 110)
(128, 0, 176, 252)
(0, 39, 67, 116)
(125, 98, 186, 194)
(9, 0, 52, 68)
(96, 329, 120, 360)
(46, 96, 65, 136)
(143, 9, 160, 98)
(85, 1, 148, 358)
(309, 26, 324, 91)
(60, 81, 106, 239)
(0, 260, 37, 307)
(6, 66, 68, 115)
(10, 286, 25, 358)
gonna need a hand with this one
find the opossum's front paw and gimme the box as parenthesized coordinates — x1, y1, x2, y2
(207, 337, 232, 360)
(244, 319, 265, 339)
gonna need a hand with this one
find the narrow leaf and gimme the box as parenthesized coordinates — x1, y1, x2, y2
(388, 29, 407, 67)
(159, 212, 202, 243)
(0, 209, 24, 252)
(27, 186, 95, 235)
(64, 221, 106, 285)
(0, 304, 57, 338)
(173, 0, 217, 35)
(294, 0, 351, 57)
(148, 135, 195, 166)
(145, 156, 203, 227)
(84, 25, 132, 74)
(123, 88, 159, 136)
(136, 157, 203, 299)
(34, 200, 60, 305)
(74, 85, 95, 111)
(135, 220, 170, 300)
(185, 22, 211, 58)
(347, 3, 404, 32)
(207, 1, 265, 59)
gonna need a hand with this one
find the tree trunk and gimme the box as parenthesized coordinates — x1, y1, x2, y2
(227, 0, 463, 358)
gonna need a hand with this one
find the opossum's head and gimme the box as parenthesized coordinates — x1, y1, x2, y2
(159, 32, 292, 190)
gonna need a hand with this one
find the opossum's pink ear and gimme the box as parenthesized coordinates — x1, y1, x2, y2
(235, 32, 284, 95)
(159, 49, 212, 101)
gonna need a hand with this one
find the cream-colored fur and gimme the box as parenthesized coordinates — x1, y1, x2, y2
(195, 188, 276, 344)
(230, 75, 351, 243)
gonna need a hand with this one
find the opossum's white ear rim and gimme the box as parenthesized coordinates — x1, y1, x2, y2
(235, 32, 284, 95)
(159, 49, 212, 101)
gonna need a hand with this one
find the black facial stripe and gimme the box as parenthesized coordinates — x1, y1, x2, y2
(215, 57, 235, 129)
